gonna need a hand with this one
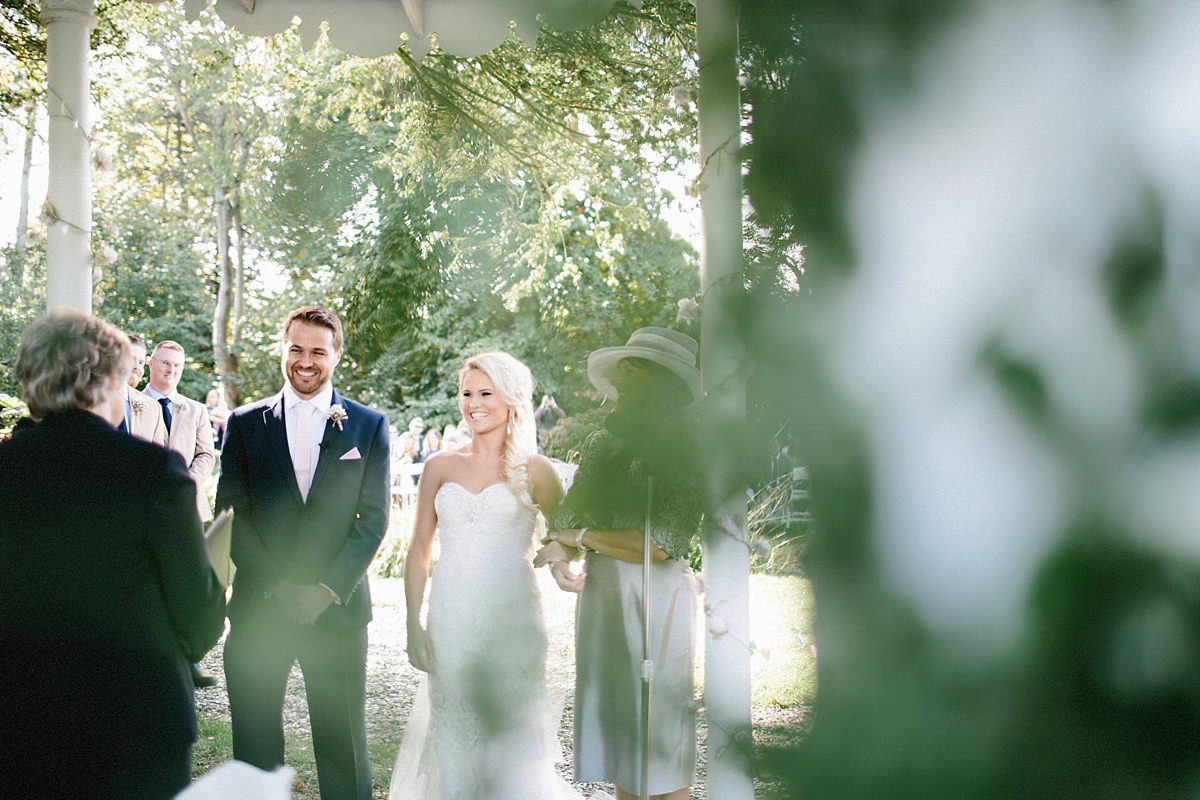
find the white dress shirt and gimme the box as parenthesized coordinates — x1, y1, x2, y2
(283, 382, 333, 500)
(281, 382, 341, 604)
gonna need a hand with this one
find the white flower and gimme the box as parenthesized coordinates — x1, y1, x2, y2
(707, 613, 728, 636)
(131, 398, 147, 414)
(99, 245, 118, 265)
(328, 404, 348, 431)
(669, 85, 693, 108)
(93, 144, 113, 172)
(676, 297, 700, 324)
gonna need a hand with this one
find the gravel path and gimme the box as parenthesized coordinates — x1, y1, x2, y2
(195, 574, 807, 798)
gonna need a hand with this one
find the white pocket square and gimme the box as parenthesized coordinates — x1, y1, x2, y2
(339, 447, 361, 461)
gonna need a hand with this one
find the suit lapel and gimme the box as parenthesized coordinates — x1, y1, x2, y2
(166, 392, 185, 451)
(308, 390, 345, 499)
(263, 393, 304, 506)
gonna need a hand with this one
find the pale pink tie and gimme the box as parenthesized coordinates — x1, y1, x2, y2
(294, 400, 316, 501)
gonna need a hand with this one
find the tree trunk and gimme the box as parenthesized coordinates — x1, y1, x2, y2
(229, 198, 246, 408)
(13, 99, 37, 281)
(212, 186, 237, 407)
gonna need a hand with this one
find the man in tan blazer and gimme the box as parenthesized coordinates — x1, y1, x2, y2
(123, 334, 167, 446)
(145, 341, 216, 522)
(145, 339, 219, 688)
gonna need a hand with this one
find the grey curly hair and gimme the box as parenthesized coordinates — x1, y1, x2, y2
(16, 311, 131, 419)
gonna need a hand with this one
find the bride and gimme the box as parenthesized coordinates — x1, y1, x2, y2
(390, 352, 582, 800)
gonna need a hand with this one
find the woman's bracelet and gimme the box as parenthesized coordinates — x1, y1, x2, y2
(573, 527, 591, 553)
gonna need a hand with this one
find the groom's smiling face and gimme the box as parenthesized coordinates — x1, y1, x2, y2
(282, 320, 341, 399)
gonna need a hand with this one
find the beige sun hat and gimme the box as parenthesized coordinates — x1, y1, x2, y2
(587, 327, 702, 403)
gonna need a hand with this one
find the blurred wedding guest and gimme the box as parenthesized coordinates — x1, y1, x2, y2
(0, 310, 226, 800)
(397, 416, 425, 463)
(441, 420, 471, 452)
(122, 333, 167, 445)
(419, 425, 442, 460)
(206, 388, 231, 447)
(534, 393, 566, 450)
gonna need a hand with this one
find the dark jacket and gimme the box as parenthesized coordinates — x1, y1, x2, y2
(215, 390, 391, 628)
(0, 409, 227, 768)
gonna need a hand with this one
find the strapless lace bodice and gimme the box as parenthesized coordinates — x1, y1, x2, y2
(433, 481, 538, 566)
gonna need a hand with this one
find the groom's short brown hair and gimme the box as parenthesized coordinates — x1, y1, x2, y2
(282, 306, 344, 352)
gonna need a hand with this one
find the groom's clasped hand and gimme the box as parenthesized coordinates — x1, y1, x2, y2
(266, 579, 337, 625)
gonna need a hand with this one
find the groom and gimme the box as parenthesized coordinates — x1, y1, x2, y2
(216, 306, 391, 800)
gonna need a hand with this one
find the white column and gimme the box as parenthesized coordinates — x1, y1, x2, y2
(696, 0, 753, 798)
(41, 0, 97, 313)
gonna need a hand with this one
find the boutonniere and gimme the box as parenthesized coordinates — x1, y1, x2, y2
(328, 404, 348, 431)
(131, 397, 147, 414)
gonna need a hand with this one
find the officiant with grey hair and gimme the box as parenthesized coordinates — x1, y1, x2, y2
(0, 310, 226, 799)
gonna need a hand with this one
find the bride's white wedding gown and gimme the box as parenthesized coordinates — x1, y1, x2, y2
(388, 481, 585, 800)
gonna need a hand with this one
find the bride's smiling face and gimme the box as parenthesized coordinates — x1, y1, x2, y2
(460, 368, 510, 436)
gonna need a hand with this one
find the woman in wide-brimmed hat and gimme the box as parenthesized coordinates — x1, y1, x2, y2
(535, 327, 703, 800)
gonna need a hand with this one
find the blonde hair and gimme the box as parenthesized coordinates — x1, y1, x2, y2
(151, 340, 185, 357)
(458, 352, 537, 500)
(16, 311, 131, 419)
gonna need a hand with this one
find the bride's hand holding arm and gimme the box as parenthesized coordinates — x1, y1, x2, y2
(550, 560, 586, 593)
(403, 457, 442, 673)
(529, 455, 569, 571)
(527, 456, 584, 592)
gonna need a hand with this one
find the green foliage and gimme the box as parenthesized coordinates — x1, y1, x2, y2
(0, 243, 45, 397)
(341, 176, 449, 370)
(248, 3, 704, 420)
(748, 466, 813, 576)
(543, 405, 608, 462)
(0, 392, 29, 438)
(740, 2, 1200, 798)
(91, 202, 217, 398)
(1, 0, 136, 118)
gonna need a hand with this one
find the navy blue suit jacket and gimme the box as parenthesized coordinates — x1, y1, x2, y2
(216, 389, 390, 628)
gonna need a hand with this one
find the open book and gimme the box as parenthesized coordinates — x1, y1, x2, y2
(204, 508, 234, 589)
